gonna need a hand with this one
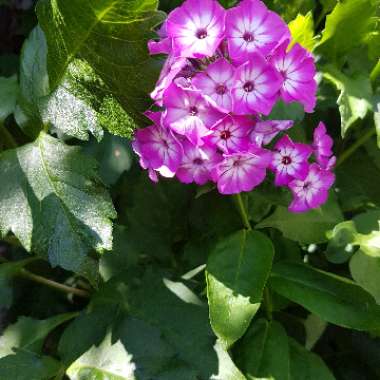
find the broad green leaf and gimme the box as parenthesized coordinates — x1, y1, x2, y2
(0, 351, 61, 380)
(268, 100, 305, 122)
(0, 75, 18, 122)
(316, 0, 379, 61)
(323, 65, 373, 136)
(16, 26, 49, 137)
(206, 230, 274, 348)
(0, 259, 35, 309)
(289, 338, 335, 380)
(66, 333, 136, 380)
(36, 0, 165, 122)
(270, 261, 380, 331)
(236, 319, 290, 380)
(257, 195, 343, 244)
(288, 12, 316, 51)
(0, 132, 116, 276)
(0, 313, 77, 358)
(39, 59, 138, 141)
(304, 314, 327, 351)
(375, 102, 380, 148)
(265, 0, 316, 22)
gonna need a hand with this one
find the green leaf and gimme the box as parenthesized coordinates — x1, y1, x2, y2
(289, 338, 335, 380)
(236, 319, 290, 380)
(288, 12, 316, 51)
(304, 314, 327, 351)
(66, 333, 136, 380)
(270, 261, 380, 331)
(257, 194, 343, 244)
(375, 102, 380, 148)
(213, 340, 246, 380)
(0, 259, 34, 309)
(36, 0, 165, 123)
(323, 65, 373, 136)
(206, 230, 274, 348)
(0, 351, 62, 380)
(0, 313, 77, 358)
(267, 100, 305, 122)
(265, 0, 316, 23)
(16, 26, 49, 137)
(316, 0, 379, 61)
(0, 75, 18, 122)
(0, 132, 116, 276)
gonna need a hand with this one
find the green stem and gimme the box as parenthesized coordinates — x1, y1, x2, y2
(234, 193, 252, 230)
(370, 59, 380, 84)
(336, 128, 376, 168)
(0, 122, 17, 149)
(263, 288, 273, 320)
(54, 366, 67, 380)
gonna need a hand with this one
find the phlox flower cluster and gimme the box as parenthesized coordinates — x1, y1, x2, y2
(132, 0, 336, 212)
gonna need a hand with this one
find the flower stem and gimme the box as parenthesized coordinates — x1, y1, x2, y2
(234, 193, 252, 230)
(370, 59, 380, 84)
(263, 287, 273, 320)
(336, 128, 376, 168)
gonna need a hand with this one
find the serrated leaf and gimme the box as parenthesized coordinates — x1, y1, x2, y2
(323, 65, 373, 136)
(288, 12, 317, 51)
(0, 132, 116, 275)
(66, 333, 136, 380)
(206, 230, 274, 348)
(316, 0, 379, 61)
(36, 0, 165, 123)
(0, 351, 62, 380)
(0, 75, 18, 122)
(0, 313, 77, 358)
(257, 194, 343, 244)
(289, 338, 335, 380)
(270, 261, 380, 331)
(236, 319, 290, 380)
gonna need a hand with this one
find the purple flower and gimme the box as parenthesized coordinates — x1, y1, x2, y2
(250, 119, 293, 146)
(226, 0, 290, 61)
(167, 0, 226, 59)
(270, 135, 312, 186)
(132, 122, 183, 178)
(151, 55, 188, 106)
(163, 84, 224, 146)
(288, 163, 335, 212)
(211, 146, 272, 194)
(177, 141, 221, 185)
(192, 58, 235, 112)
(271, 42, 317, 113)
(313, 122, 335, 169)
(148, 21, 172, 55)
(232, 53, 282, 115)
(206, 115, 253, 153)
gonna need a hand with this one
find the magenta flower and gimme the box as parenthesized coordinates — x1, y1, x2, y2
(148, 21, 172, 55)
(250, 119, 293, 146)
(167, 0, 226, 59)
(163, 84, 224, 146)
(206, 115, 253, 153)
(192, 58, 235, 112)
(232, 54, 281, 115)
(132, 123, 183, 178)
(270, 135, 312, 186)
(313, 122, 335, 169)
(226, 0, 290, 61)
(288, 164, 335, 212)
(271, 42, 317, 113)
(211, 146, 272, 194)
(176, 141, 221, 185)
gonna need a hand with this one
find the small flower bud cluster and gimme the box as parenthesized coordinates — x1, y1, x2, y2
(132, 0, 336, 212)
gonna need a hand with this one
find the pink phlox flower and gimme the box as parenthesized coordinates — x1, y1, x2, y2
(151, 55, 188, 106)
(271, 41, 317, 113)
(211, 146, 272, 194)
(176, 140, 221, 185)
(167, 0, 226, 59)
(205, 115, 253, 153)
(232, 53, 282, 115)
(288, 163, 335, 212)
(163, 84, 224, 146)
(192, 58, 235, 112)
(270, 135, 312, 186)
(313, 122, 335, 169)
(143, 110, 163, 125)
(148, 21, 172, 55)
(250, 119, 293, 146)
(132, 122, 183, 179)
(226, 0, 290, 62)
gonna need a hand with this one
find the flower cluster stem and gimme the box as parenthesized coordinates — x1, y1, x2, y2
(234, 193, 252, 230)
